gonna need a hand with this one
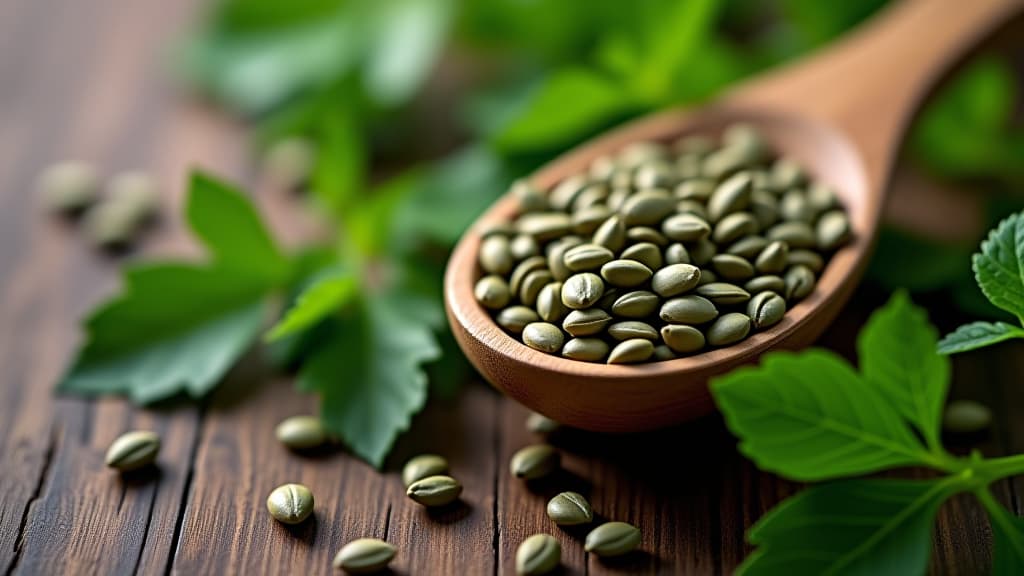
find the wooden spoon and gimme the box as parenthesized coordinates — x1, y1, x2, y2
(445, 0, 1022, 433)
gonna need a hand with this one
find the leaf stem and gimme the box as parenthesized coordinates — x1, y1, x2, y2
(978, 453, 1024, 483)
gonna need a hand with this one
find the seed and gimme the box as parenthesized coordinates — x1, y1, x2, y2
(267, 483, 314, 524)
(606, 187, 630, 210)
(620, 189, 674, 226)
(108, 171, 160, 223)
(653, 345, 679, 361)
(536, 282, 568, 323)
(510, 256, 547, 295)
(601, 260, 653, 288)
(510, 234, 540, 260)
(402, 454, 449, 487)
(660, 295, 719, 324)
(723, 123, 767, 160)
(564, 244, 615, 272)
(661, 213, 711, 242)
(105, 430, 160, 471)
(511, 180, 549, 213)
(695, 282, 751, 305)
(562, 273, 605, 309)
(664, 243, 691, 265)
(562, 338, 609, 362)
(518, 212, 572, 241)
(745, 275, 787, 294)
(39, 161, 100, 214)
(475, 275, 511, 310)
(674, 180, 714, 201)
(784, 265, 816, 301)
(608, 321, 659, 341)
(572, 205, 612, 235)
(633, 162, 675, 189)
(275, 415, 328, 450)
(706, 313, 751, 346)
(816, 209, 851, 251)
(263, 137, 316, 189)
(807, 182, 838, 213)
(943, 400, 992, 433)
(750, 188, 780, 229)
(585, 522, 641, 557)
(520, 270, 554, 307)
(597, 287, 621, 310)
(480, 235, 513, 275)
(787, 249, 824, 272)
(711, 254, 755, 281)
(497, 306, 540, 334)
(549, 175, 587, 210)
(621, 242, 663, 270)
(511, 445, 560, 480)
(608, 338, 655, 364)
(522, 322, 565, 354)
(611, 291, 660, 318)
(780, 189, 814, 223)
(747, 291, 787, 329)
(516, 534, 561, 576)
(766, 221, 816, 248)
(546, 492, 593, 525)
(592, 215, 626, 253)
(547, 242, 577, 282)
(702, 146, 751, 180)
(562, 309, 612, 337)
(333, 538, 397, 574)
(697, 270, 718, 285)
(689, 238, 717, 266)
(83, 202, 139, 249)
(526, 412, 560, 434)
(769, 157, 806, 190)
(481, 221, 516, 238)
(726, 235, 768, 259)
(707, 172, 752, 222)
(712, 212, 759, 244)
(675, 199, 709, 221)
(674, 134, 714, 157)
(620, 141, 668, 167)
(407, 475, 463, 507)
(661, 325, 706, 353)
(626, 226, 669, 246)
(573, 184, 610, 211)
(755, 241, 789, 274)
(651, 263, 701, 297)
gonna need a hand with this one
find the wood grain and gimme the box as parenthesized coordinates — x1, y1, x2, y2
(0, 0, 1020, 574)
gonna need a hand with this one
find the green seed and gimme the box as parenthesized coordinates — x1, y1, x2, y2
(807, 182, 838, 213)
(747, 291, 787, 329)
(706, 313, 751, 346)
(526, 412, 560, 434)
(816, 209, 851, 251)
(664, 243, 691, 265)
(688, 238, 717, 266)
(651, 263, 701, 297)
(723, 123, 767, 161)
(660, 295, 719, 324)
(561, 273, 605, 309)
(608, 321, 659, 341)
(511, 179, 549, 213)
(522, 322, 565, 354)
(787, 249, 824, 272)
(573, 184, 610, 211)
(333, 538, 397, 574)
(726, 235, 768, 259)
(712, 212, 759, 244)
(547, 241, 578, 282)
(402, 454, 449, 487)
(592, 215, 626, 253)
(784, 265, 816, 301)
(608, 338, 654, 364)
(510, 256, 547, 295)
(675, 199, 709, 221)
(755, 240, 789, 274)
(564, 244, 615, 272)
(661, 324, 706, 353)
(549, 175, 587, 210)
(620, 189, 674, 226)
(480, 221, 516, 238)
(769, 157, 806, 190)
(518, 212, 572, 241)
(707, 172, 752, 222)
(267, 483, 314, 524)
(601, 259, 653, 288)
(39, 161, 100, 214)
(750, 188, 780, 229)
(653, 344, 679, 361)
(745, 275, 787, 294)
(697, 270, 718, 286)
(611, 291, 660, 318)
(620, 141, 668, 167)
(546, 492, 593, 525)
(711, 254, 755, 281)
(674, 179, 714, 201)
(407, 475, 463, 507)
(674, 134, 714, 157)
(275, 416, 328, 451)
(105, 430, 160, 471)
(480, 235, 513, 275)
(562, 309, 612, 337)
(633, 162, 675, 189)
(606, 188, 630, 210)
(511, 234, 540, 260)
(520, 270, 554, 307)
(626, 226, 669, 246)
(516, 534, 561, 576)
(511, 444, 560, 480)
(676, 154, 702, 179)
(780, 189, 814, 222)
(475, 275, 511, 310)
(695, 282, 751, 305)
(562, 338, 609, 362)
(766, 221, 816, 248)
(572, 205, 612, 235)
(585, 522, 641, 557)
(536, 282, 568, 323)
(621, 242, 663, 270)
(661, 213, 711, 242)
(497, 306, 540, 334)
(943, 400, 992, 433)
(702, 146, 751, 180)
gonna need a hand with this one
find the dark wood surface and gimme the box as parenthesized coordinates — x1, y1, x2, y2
(0, 0, 1019, 574)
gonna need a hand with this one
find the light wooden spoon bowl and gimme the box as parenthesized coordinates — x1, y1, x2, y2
(445, 0, 1022, 432)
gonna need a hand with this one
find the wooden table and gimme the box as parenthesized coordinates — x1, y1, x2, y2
(0, 0, 1018, 574)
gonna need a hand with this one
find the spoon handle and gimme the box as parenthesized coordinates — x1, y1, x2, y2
(730, 0, 1022, 189)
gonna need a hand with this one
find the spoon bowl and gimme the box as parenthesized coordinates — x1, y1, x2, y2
(444, 0, 1020, 432)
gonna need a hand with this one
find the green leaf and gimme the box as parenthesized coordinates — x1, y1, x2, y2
(938, 321, 1024, 355)
(740, 478, 958, 575)
(265, 270, 356, 342)
(986, 498, 1024, 576)
(973, 211, 1024, 320)
(298, 293, 440, 467)
(311, 105, 365, 218)
(630, 0, 721, 101)
(59, 265, 269, 404)
(186, 172, 289, 282)
(363, 0, 452, 106)
(494, 69, 634, 152)
(711, 350, 932, 481)
(210, 0, 345, 32)
(857, 292, 949, 450)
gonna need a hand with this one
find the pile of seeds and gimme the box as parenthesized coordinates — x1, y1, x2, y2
(474, 124, 851, 363)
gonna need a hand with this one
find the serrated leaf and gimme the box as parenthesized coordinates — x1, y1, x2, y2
(938, 321, 1024, 355)
(298, 293, 440, 467)
(857, 292, 949, 450)
(740, 478, 958, 575)
(711, 350, 932, 481)
(265, 270, 356, 342)
(186, 172, 289, 282)
(987, 499, 1024, 576)
(973, 211, 1024, 320)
